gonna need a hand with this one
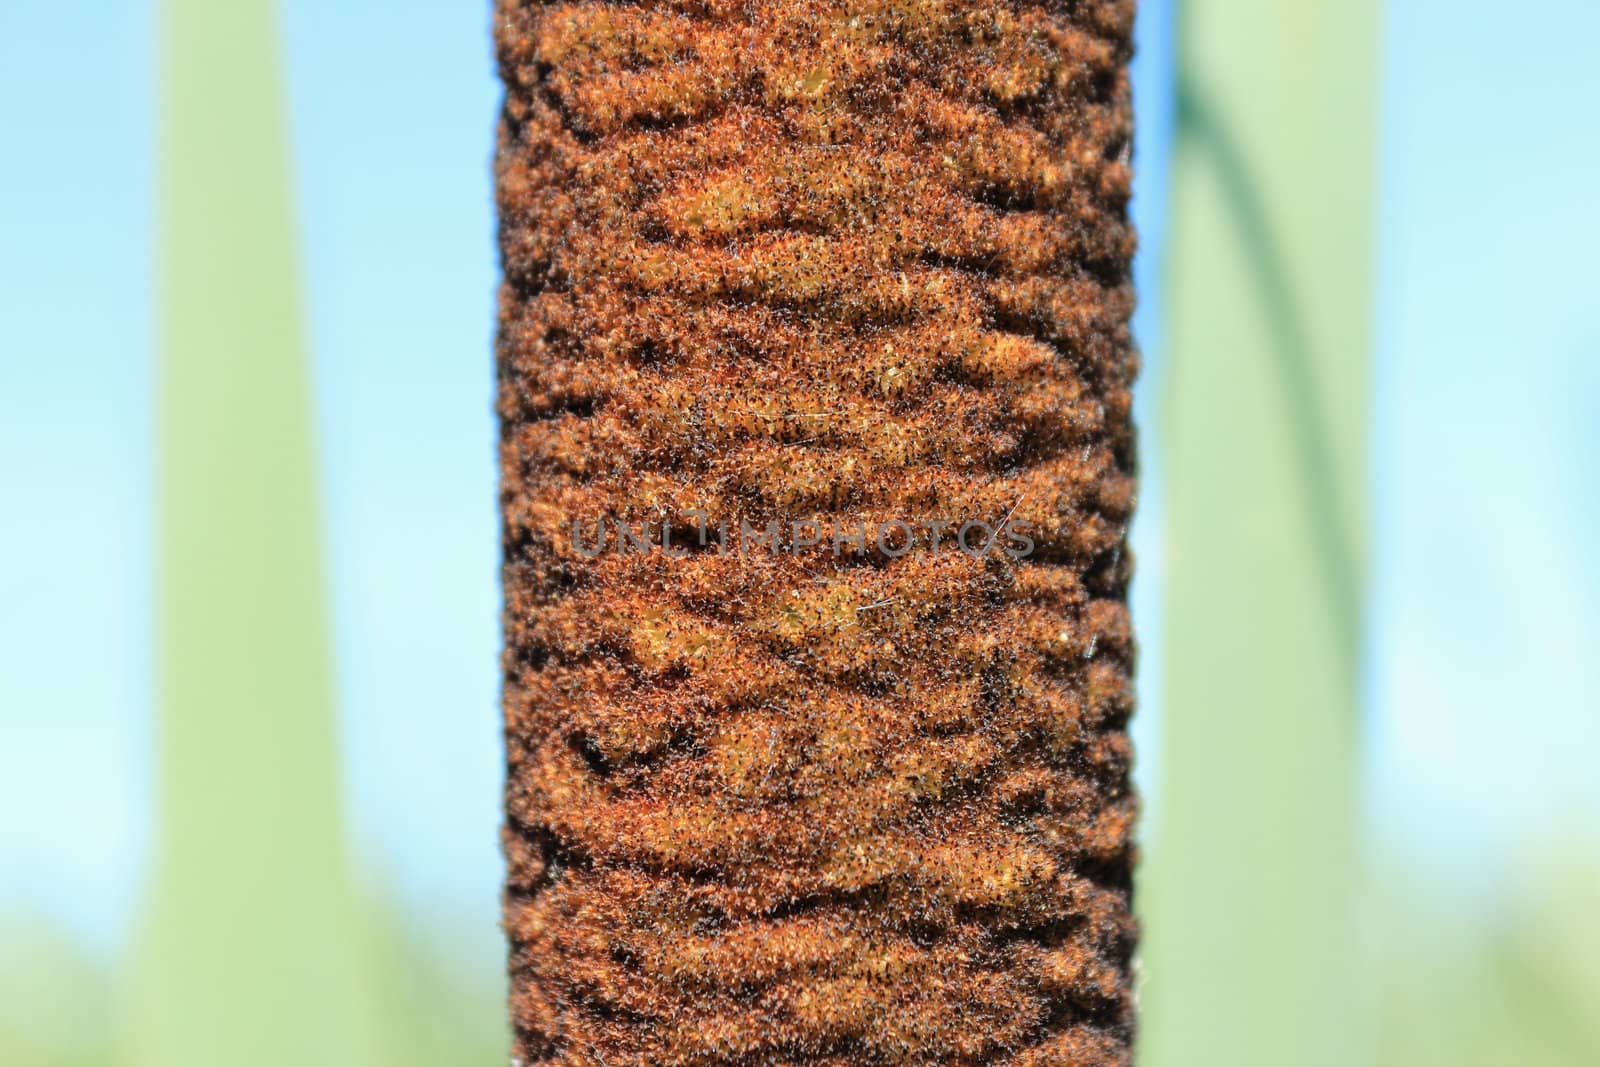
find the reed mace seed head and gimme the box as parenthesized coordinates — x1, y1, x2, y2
(498, 1, 1139, 1063)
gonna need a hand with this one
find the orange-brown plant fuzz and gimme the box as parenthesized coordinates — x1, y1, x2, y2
(496, 1, 1138, 1064)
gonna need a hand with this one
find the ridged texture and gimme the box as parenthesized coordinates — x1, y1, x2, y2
(496, 1, 1138, 1063)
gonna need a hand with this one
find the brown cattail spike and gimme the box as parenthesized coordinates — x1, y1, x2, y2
(497, 1, 1139, 1063)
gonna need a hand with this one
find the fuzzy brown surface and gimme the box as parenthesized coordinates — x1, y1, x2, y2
(496, 1, 1139, 1063)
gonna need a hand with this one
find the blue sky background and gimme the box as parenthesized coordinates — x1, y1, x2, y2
(1365, 0, 1600, 898)
(2, 0, 1596, 956)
